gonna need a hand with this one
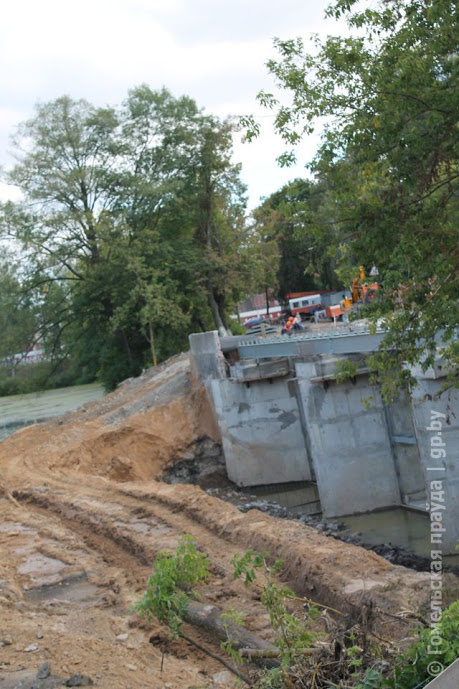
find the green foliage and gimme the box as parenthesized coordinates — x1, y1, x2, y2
(0, 360, 94, 397)
(260, 580, 317, 666)
(247, 0, 459, 392)
(132, 535, 210, 638)
(231, 549, 269, 585)
(0, 253, 38, 364)
(356, 668, 384, 689)
(251, 178, 341, 298)
(334, 358, 359, 383)
(356, 601, 459, 689)
(347, 633, 364, 675)
(228, 320, 246, 335)
(220, 607, 246, 665)
(231, 550, 318, 676)
(252, 667, 285, 689)
(1, 87, 249, 391)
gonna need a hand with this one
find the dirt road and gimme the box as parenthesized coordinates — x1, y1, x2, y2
(0, 354, 456, 688)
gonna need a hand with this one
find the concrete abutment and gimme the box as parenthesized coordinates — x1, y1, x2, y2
(189, 331, 459, 554)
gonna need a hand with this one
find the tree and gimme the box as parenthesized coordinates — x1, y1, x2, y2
(251, 178, 341, 298)
(0, 253, 38, 363)
(245, 0, 459, 394)
(1, 87, 248, 389)
(183, 119, 249, 335)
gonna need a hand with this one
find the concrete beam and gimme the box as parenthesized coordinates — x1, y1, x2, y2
(189, 331, 227, 380)
(411, 375, 459, 554)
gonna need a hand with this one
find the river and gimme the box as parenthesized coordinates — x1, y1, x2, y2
(0, 383, 105, 441)
(247, 482, 459, 569)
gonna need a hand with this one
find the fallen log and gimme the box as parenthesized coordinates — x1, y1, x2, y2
(184, 600, 277, 654)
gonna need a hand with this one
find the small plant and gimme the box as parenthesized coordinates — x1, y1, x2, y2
(132, 534, 210, 638)
(231, 550, 321, 686)
(356, 667, 384, 689)
(346, 633, 364, 675)
(220, 607, 246, 665)
(334, 358, 359, 384)
(356, 600, 459, 689)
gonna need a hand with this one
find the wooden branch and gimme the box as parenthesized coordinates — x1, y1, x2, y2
(239, 647, 320, 659)
(184, 601, 277, 654)
(179, 631, 251, 685)
(374, 90, 449, 115)
(0, 486, 21, 508)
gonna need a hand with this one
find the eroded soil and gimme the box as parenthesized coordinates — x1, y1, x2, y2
(0, 354, 457, 689)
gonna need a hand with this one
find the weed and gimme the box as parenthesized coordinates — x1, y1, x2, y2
(132, 534, 210, 638)
(134, 540, 459, 688)
(356, 600, 459, 688)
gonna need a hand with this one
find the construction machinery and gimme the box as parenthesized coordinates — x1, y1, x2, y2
(314, 267, 379, 322)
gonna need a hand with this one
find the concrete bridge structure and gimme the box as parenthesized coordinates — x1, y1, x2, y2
(189, 328, 459, 555)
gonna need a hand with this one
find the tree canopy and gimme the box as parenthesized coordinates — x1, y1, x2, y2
(0, 87, 259, 389)
(251, 178, 342, 298)
(245, 0, 458, 395)
(2, 1, 458, 397)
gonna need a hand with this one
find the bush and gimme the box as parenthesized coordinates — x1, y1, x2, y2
(0, 375, 22, 397)
(0, 359, 97, 397)
(228, 320, 247, 335)
(358, 601, 459, 688)
(132, 535, 210, 638)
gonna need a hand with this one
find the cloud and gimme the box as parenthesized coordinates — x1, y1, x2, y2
(138, 0, 333, 43)
(0, 0, 345, 206)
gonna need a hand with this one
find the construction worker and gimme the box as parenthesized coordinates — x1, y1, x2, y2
(292, 314, 303, 331)
(281, 316, 294, 335)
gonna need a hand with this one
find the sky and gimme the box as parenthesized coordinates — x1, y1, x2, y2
(0, 0, 347, 210)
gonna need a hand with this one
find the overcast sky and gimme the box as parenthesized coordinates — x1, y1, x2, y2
(0, 0, 347, 210)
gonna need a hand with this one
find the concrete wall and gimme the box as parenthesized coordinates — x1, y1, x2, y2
(189, 331, 227, 381)
(411, 367, 459, 554)
(295, 358, 402, 518)
(386, 394, 426, 506)
(189, 331, 459, 554)
(424, 658, 459, 688)
(209, 377, 312, 487)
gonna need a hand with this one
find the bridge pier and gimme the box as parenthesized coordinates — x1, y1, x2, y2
(189, 330, 459, 554)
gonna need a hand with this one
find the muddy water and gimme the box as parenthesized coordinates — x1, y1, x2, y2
(0, 383, 105, 440)
(340, 507, 459, 569)
(339, 507, 430, 555)
(241, 484, 459, 569)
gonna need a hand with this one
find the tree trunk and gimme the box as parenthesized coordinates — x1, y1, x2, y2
(208, 284, 229, 337)
(116, 329, 133, 363)
(184, 601, 276, 654)
(148, 322, 157, 367)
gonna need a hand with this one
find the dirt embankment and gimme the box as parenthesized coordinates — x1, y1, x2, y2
(0, 353, 457, 689)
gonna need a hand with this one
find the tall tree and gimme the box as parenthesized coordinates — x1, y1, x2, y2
(189, 119, 248, 335)
(251, 178, 341, 298)
(1, 87, 248, 389)
(246, 0, 459, 394)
